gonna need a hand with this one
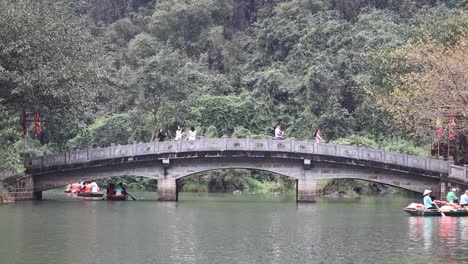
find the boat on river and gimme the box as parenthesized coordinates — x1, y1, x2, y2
(106, 193, 127, 201)
(404, 202, 468, 216)
(77, 192, 104, 198)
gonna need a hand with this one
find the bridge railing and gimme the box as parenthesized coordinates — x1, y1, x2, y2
(23, 138, 453, 175)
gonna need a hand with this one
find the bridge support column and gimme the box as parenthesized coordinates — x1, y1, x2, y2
(158, 176, 177, 201)
(33, 191, 42, 200)
(297, 178, 316, 203)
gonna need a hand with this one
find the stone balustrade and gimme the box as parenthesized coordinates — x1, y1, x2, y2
(22, 138, 458, 176)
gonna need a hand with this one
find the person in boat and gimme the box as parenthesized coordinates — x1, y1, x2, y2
(460, 190, 468, 207)
(79, 181, 90, 193)
(446, 188, 459, 204)
(107, 183, 115, 195)
(90, 182, 100, 193)
(114, 182, 127, 196)
(423, 189, 437, 210)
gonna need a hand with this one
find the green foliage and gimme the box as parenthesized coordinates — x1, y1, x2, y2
(381, 138, 428, 156)
(332, 134, 428, 156)
(331, 134, 379, 148)
(231, 127, 251, 138)
(68, 111, 152, 148)
(204, 126, 219, 138)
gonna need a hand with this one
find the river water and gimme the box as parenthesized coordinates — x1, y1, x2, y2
(0, 192, 467, 264)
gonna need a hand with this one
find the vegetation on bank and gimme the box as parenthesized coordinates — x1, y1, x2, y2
(1, 0, 466, 190)
(94, 171, 402, 198)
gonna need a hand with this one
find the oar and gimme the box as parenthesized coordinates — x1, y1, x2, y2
(126, 192, 136, 201)
(435, 203, 446, 217)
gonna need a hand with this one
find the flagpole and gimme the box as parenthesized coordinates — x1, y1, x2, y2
(438, 139, 440, 158)
(447, 135, 450, 161)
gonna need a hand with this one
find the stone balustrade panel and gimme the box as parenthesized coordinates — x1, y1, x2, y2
(158, 141, 178, 153)
(90, 147, 111, 160)
(384, 152, 406, 166)
(136, 142, 156, 156)
(180, 140, 200, 152)
(449, 165, 467, 181)
(428, 159, 449, 173)
(361, 149, 383, 162)
(293, 141, 314, 154)
(270, 140, 292, 152)
(407, 155, 428, 170)
(316, 144, 337, 156)
(68, 150, 88, 164)
(44, 154, 66, 167)
(249, 139, 269, 151)
(27, 157, 43, 168)
(114, 145, 134, 158)
(338, 145, 359, 159)
(226, 138, 247, 151)
(201, 139, 225, 151)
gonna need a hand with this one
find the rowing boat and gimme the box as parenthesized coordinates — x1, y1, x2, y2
(404, 202, 468, 216)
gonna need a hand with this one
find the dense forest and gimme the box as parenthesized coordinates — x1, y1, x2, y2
(0, 0, 466, 193)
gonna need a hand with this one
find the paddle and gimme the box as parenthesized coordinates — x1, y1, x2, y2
(434, 203, 446, 217)
(126, 192, 136, 201)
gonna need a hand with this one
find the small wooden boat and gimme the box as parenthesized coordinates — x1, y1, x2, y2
(77, 192, 104, 198)
(106, 194, 127, 201)
(404, 208, 468, 216)
(404, 202, 468, 216)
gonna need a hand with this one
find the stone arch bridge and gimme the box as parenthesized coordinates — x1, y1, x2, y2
(4, 138, 468, 202)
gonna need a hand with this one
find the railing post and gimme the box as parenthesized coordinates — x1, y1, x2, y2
(110, 143, 115, 158)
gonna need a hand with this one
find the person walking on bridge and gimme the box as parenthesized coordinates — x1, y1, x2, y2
(313, 129, 323, 143)
(186, 127, 196, 140)
(175, 126, 183, 141)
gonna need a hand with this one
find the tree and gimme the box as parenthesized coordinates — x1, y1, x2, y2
(372, 33, 467, 137)
(0, 0, 97, 167)
(136, 48, 195, 141)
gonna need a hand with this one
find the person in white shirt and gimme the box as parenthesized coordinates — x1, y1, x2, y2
(186, 127, 196, 140)
(175, 126, 182, 141)
(460, 190, 468, 207)
(274, 124, 284, 140)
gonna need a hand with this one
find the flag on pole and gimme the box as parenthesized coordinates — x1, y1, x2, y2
(448, 114, 456, 140)
(21, 112, 28, 138)
(436, 116, 444, 140)
(34, 113, 41, 136)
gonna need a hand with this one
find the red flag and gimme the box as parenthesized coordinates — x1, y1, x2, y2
(34, 113, 41, 136)
(21, 112, 28, 138)
(435, 117, 443, 140)
(448, 115, 456, 140)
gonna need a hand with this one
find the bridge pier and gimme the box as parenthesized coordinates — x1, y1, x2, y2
(157, 176, 177, 201)
(34, 191, 43, 200)
(296, 178, 316, 203)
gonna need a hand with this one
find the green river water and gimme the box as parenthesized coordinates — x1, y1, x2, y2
(0, 192, 467, 264)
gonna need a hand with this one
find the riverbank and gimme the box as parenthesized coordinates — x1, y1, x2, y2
(0, 185, 14, 204)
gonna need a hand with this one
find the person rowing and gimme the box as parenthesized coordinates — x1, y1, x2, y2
(423, 189, 437, 210)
